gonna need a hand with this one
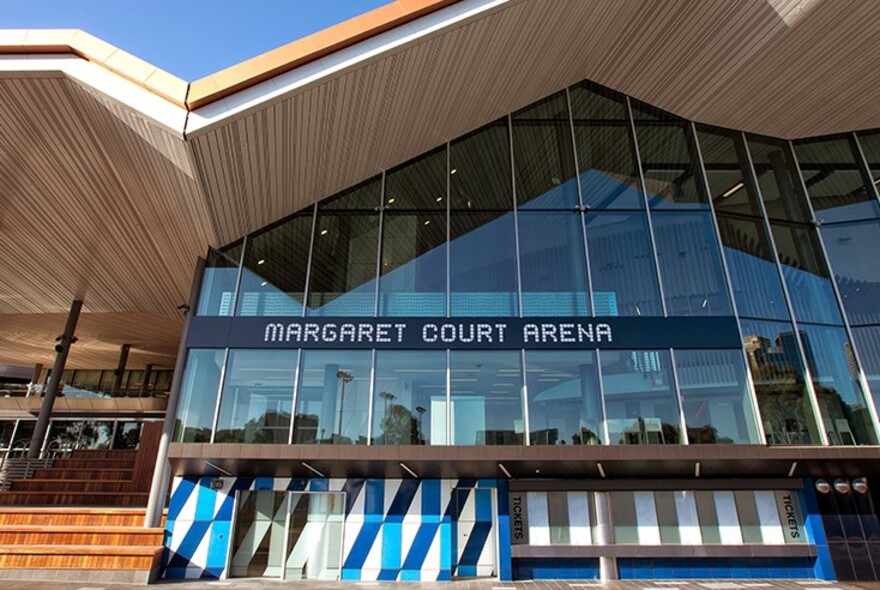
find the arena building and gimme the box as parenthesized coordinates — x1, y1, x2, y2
(3, 0, 880, 583)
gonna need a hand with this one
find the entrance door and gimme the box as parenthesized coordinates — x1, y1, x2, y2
(453, 487, 496, 578)
(230, 489, 287, 577)
(282, 492, 345, 580)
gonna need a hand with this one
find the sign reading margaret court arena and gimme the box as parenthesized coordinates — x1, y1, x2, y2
(187, 316, 741, 350)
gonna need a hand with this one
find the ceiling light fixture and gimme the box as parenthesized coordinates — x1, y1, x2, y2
(498, 463, 512, 478)
(399, 462, 418, 478)
(596, 462, 606, 478)
(257, 259, 265, 265)
(450, 168, 458, 175)
(320, 229, 329, 236)
(721, 182, 744, 198)
(301, 462, 325, 478)
(787, 461, 798, 477)
(387, 198, 395, 204)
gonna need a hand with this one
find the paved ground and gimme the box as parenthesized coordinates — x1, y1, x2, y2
(3, 579, 880, 590)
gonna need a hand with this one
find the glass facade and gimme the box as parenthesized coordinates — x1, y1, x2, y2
(183, 76, 880, 448)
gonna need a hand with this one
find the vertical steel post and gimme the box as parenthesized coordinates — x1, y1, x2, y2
(28, 300, 82, 459)
(139, 363, 154, 397)
(111, 344, 131, 395)
(144, 258, 206, 527)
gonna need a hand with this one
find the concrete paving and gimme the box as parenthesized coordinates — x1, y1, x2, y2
(2, 579, 880, 590)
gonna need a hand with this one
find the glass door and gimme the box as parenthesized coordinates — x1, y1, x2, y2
(453, 487, 497, 578)
(230, 489, 287, 577)
(282, 492, 345, 580)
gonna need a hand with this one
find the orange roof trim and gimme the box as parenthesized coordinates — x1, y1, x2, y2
(0, 0, 461, 111)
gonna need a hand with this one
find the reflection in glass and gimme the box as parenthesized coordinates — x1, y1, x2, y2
(237, 214, 312, 316)
(214, 350, 296, 444)
(384, 147, 447, 210)
(372, 350, 446, 445)
(569, 81, 643, 210)
(518, 212, 589, 316)
(197, 244, 242, 316)
(651, 212, 732, 316)
(716, 215, 789, 321)
(449, 350, 523, 445)
(379, 213, 446, 316)
(174, 349, 225, 443)
(740, 319, 820, 445)
(857, 130, 880, 182)
(307, 213, 379, 316)
(632, 101, 708, 209)
(770, 223, 842, 325)
(512, 92, 578, 209)
(525, 350, 602, 445)
(450, 119, 512, 210)
(320, 176, 381, 210)
(47, 420, 113, 451)
(292, 350, 371, 445)
(794, 136, 880, 223)
(821, 221, 880, 325)
(697, 126, 764, 217)
(674, 350, 759, 444)
(852, 327, 880, 416)
(799, 324, 877, 445)
(450, 212, 518, 316)
(747, 136, 812, 223)
(599, 349, 680, 444)
(585, 213, 662, 316)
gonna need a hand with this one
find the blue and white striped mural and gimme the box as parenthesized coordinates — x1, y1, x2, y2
(163, 477, 511, 581)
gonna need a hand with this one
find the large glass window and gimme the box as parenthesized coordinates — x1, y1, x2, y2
(821, 221, 880, 326)
(771, 223, 842, 325)
(747, 136, 812, 223)
(196, 244, 242, 316)
(378, 212, 446, 316)
(237, 213, 312, 316)
(852, 326, 880, 415)
(174, 349, 225, 443)
(569, 81, 643, 210)
(652, 212, 732, 316)
(799, 324, 877, 445)
(307, 193, 380, 316)
(674, 349, 760, 444)
(525, 350, 602, 445)
(449, 212, 518, 316)
(292, 350, 371, 445)
(372, 350, 446, 445)
(585, 212, 662, 316)
(384, 147, 446, 210)
(740, 319, 821, 445)
(794, 135, 880, 223)
(214, 349, 297, 444)
(716, 215, 789, 321)
(449, 350, 524, 445)
(518, 212, 589, 316)
(449, 119, 512, 210)
(512, 92, 579, 209)
(697, 126, 764, 218)
(600, 349, 681, 444)
(632, 101, 708, 209)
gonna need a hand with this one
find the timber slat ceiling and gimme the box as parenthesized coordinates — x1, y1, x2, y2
(3, 0, 880, 367)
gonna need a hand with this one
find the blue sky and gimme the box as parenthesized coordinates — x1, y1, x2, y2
(0, 0, 391, 80)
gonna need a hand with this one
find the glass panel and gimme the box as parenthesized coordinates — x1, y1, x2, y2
(771, 223, 842, 325)
(450, 212, 518, 316)
(174, 349, 225, 443)
(652, 211, 732, 316)
(852, 326, 880, 418)
(77, 421, 114, 449)
(306, 212, 379, 316)
(197, 244, 242, 316)
(716, 215, 789, 321)
(632, 101, 708, 209)
(600, 349, 680, 444)
(237, 213, 312, 317)
(384, 147, 447, 210)
(610, 492, 638, 543)
(747, 136, 812, 223)
(740, 318, 821, 444)
(821, 221, 880, 325)
(0, 421, 14, 449)
(320, 176, 381, 210)
(799, 323, 877, 445)
(46, 421, 80, 453)
(512, 92, 579, 209)
(231, 490, 287, 577)
(285, 492, 345, 580)
(372, 350, 447, 445)
(378, 212, 446, 316)
(569, 81, 643, 210)
(585, 212, 662, 316)
(292, 350, 371, 445)
(518, 212, 590, 316)
(449, 119, 512, 210)
(113, 421, 142, 450)
(675, 349, 760, 444)
(794, 135, 880, 223)
(857, 130, 880, 183)
(525, 350, 602, 445)
(697, 126, 764, 217)
(214, 350, 297, 444)
(449, 350, 524, 445)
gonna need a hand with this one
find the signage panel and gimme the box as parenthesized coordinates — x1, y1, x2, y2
(187, 316, 742, 350)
